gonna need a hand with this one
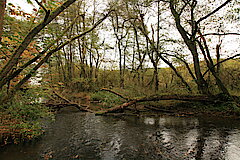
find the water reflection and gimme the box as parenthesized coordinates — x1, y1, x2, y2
(0, 111, 240, 160)
(144, 117, 155, 125)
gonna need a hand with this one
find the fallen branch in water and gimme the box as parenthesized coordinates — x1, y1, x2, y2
(95, 90, 228, 115)
(45, 88, 239, 115)
(47, 91, 94, 112)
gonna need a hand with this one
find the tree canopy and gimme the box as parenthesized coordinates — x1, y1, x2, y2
(0, 0, 239, 104)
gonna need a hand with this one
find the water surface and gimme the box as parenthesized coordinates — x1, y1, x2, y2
(1, 109, 240, 160)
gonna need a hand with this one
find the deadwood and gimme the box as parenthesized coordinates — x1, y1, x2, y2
(95, 91, 226, 115)
(100, 88, 130, 100)
(46, 89, 239, 115)
(49, 91, 94, 112)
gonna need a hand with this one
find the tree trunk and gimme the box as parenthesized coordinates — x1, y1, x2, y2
(0, 0, 6, 42)
(154, 66, 159, 92)
(169, 1, 209, 95)
(216, 43, 221, 75)
(197, 33, 231, 97)
(0, 0, 78, 86)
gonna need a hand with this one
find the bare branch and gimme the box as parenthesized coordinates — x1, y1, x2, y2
(100, 88, 130, 100)
(196, 32, 240, 39)
(34, 0, 50, 21)
(162, 52, 196, 81)
(203, 54, 240, 77)
(179, 0, 190, 15)
(196, 0, 232, 24)
(34, 0, 48, 13)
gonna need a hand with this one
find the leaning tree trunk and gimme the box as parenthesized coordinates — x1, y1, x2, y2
(0, 0, 78, 89)
(197, 32, 231, 98)
(169, 2, 210, 95)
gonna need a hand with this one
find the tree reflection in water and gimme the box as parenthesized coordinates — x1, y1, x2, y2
(0, 112, 240, 160)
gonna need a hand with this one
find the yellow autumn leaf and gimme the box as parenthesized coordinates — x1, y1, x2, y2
(2, 37, 11, 42)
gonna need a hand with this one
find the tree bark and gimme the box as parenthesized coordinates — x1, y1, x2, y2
(0, 0, 6, 42)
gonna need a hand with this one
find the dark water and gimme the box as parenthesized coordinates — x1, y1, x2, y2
(1, 110, 240, 160)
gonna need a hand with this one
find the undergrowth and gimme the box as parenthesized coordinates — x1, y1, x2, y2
(90, 91, 125, 107)
(0, 88, 54, 146)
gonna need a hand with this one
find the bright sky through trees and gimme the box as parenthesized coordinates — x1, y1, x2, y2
(8, 0, 35, 13)
(5, 0, 240, 69)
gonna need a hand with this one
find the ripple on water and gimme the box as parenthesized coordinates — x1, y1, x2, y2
(0, 112, 240, 160)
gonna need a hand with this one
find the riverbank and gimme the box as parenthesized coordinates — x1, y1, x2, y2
(0, 89, 54, 147)
(45, 88, 240, 118)
(1, 89, 240, 147)
(0, 110, 51, 147)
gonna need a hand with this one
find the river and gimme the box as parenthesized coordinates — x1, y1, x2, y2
(0, 108, 240, 160)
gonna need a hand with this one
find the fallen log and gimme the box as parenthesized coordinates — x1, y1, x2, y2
(46, 89, 239, 115)
(95, 94, 225, 115)
(45, 103, 88, 111)
(49, 91, 94, 113)
(95, 100, 137, 114)
(136, 94, 219, 103)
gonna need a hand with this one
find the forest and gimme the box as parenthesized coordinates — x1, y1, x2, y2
(0, 0, 240, 154)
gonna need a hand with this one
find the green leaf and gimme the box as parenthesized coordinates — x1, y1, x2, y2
(26, 0, 33, 5)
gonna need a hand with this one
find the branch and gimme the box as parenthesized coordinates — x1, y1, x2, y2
(34, 0, 51, 21)
(178, 0, 190, 16)
(162, 52, 196, 81)
(196, 0, 232, 24)
(100, 88, 130, 100)
(0, 0, 77, 83)
(52, 91, 94, 112)
(196, 32, 240, 39)
(10, 10, 112, 93)
(198, 30, 214, 66)
(203, 54, 240, 77)
(34, 0, 48, 14)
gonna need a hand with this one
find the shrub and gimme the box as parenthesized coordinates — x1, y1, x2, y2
(90, 91, 124, 107)
(0, 88, 54, 145)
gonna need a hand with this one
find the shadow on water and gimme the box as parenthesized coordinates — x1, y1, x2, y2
(1, 108, 240, 160)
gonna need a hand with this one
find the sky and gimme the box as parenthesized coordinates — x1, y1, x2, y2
(5, 0, 240, 69)
(7, 0, 36, 13)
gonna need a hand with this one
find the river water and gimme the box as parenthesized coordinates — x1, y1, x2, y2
(0, 109, 240, 160)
